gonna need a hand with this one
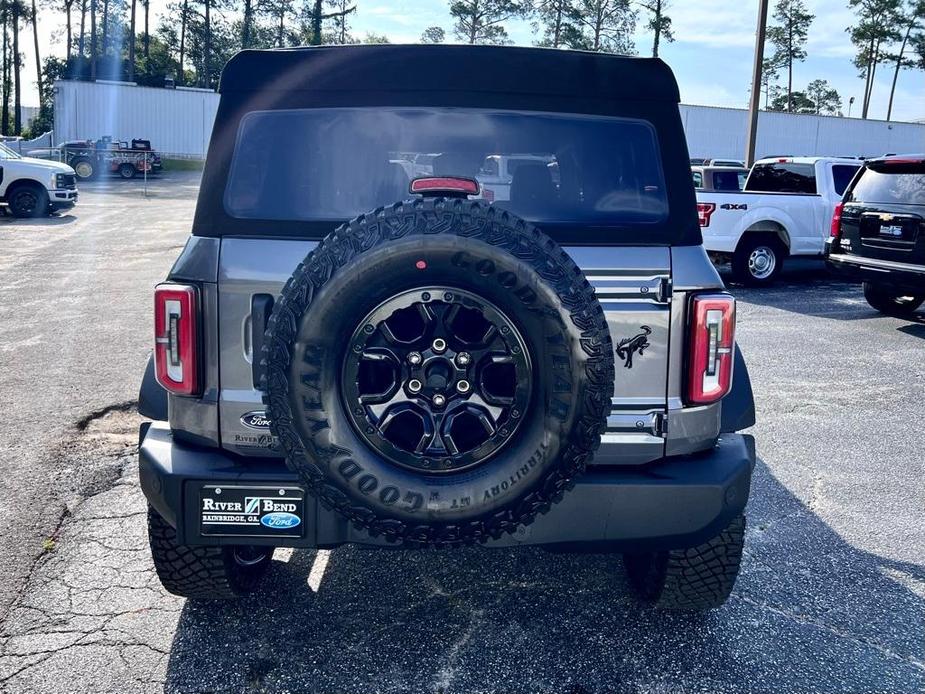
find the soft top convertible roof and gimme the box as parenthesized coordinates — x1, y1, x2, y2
(219, 44, 680, 103)
(195, 45, 699, 245)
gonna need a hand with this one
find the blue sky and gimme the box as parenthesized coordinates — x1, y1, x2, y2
(31, 0, 925, 122)
(347, 0, 924, 122)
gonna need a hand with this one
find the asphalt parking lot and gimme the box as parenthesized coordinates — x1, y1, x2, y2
(0, 174, 922, 693)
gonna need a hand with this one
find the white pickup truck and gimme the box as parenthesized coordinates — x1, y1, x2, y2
(0, 141, 78, 217)
(696, 156, 862, 284)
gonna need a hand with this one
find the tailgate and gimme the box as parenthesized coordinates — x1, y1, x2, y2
(217, 240, 672, 466)
(842, 206, 925, 265)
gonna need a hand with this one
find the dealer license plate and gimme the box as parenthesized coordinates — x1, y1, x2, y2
(199, 485, 305, 538)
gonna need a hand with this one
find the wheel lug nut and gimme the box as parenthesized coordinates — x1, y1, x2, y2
(456, 380, 471, 394)
(408, 351, 422, 365)
(408, 379, 422, 393)
(432, 338, 447, 354)
(455, 352, 471, 367)
(433, 394, 446, 407)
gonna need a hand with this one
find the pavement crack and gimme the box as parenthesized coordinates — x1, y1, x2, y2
(432, 607, 484, 694)
(74, 401, 137, 432)
(735, 594, 925, 671)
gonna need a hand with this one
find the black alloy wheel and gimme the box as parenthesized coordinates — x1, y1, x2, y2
(342, 287, 531, 474)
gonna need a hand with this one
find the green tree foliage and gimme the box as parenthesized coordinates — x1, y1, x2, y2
(639, 0, 672, 57)
(848, 0, 903, 119)
(420, 25, 445, 43)
(768, 89, 815, 113)
(885, 0, 924, 120)
(449, 0, 528, 45)
(767, 0, 814, 112)
(805, 78, 842, 114)
(767, 79, 842, 115)
(22, 55, 65, 136)
(532, 0, 581, 48)
(571, 0, 636, 54)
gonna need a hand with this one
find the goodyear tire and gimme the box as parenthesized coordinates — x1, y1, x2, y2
(147, 507, 271, 599)
(623, 515, 746, 610)
(263, 199, 614, 546)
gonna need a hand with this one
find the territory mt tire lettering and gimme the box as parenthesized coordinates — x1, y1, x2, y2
(263, 198, 614, 546)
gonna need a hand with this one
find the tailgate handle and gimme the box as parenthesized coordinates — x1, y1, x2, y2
(251, 294, 274, 389)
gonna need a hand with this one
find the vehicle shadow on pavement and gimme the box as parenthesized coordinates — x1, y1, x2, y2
(897, 322, 925, 339)
(0, 214, 76, 227)
(162, 460, 925, 694)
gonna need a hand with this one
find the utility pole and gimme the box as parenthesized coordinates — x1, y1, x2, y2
(744, 0, 769, 167)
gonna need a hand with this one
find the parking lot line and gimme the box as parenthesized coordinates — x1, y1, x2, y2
(307, 549, 331, 592)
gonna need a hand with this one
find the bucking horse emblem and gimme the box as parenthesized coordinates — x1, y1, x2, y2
(616, 325, 651, 369)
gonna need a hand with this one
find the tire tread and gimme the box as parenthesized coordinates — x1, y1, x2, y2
(262, 198, 614, 547)
(625, 515, 746, 611)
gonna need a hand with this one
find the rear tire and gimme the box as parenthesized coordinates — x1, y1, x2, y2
(72, 158, 95, 180)
(863, 282, 924, 317)
(118, 163, 137, 179)
(732, 235, 785, 286)
(7, 184, 49, 218)
(147, 506, 272, 599)
(623, 515, 746, 611)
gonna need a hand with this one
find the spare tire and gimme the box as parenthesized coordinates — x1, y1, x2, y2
(263, 198, 614, 546)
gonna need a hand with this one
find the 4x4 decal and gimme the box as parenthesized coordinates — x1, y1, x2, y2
(616, 326, 651, 369)
(720, 203, 748, 210)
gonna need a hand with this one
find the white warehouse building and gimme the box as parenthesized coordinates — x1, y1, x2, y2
(53, 79, 925, 160)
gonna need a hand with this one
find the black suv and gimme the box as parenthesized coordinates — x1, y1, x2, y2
(826, 155, 925, 317)
(138, 45, 757, 611)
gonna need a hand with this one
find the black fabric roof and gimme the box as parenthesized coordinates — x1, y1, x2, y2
(218, 45, 680, 103)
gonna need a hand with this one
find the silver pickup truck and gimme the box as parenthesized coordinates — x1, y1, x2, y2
(137, 45, 757, 612)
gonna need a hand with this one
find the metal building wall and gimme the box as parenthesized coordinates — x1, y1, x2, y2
(53, 80, 219, 158)
(53, 79, 924, 161)
(681, 104, 925, 160)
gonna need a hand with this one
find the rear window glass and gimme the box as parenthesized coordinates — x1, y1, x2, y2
(224, 108, 668, 228)
(746, 163, 817, 194)
(848, 165, 925, 205)
(832, 164, 860, 196)
(712, 170, 745, 191)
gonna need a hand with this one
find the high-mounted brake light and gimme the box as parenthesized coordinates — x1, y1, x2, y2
(154, 283, 200, 396)
(686, 294, 735, 405)
(410, 176, 480, 197)
(697, 202, 716, 227)
(830, 201, 844, 238)
(880, 157, 925, 165)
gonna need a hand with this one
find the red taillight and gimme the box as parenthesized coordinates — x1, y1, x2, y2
(830, 201, 844, 238)
(154, 283, 200, 396)
(410, 176, 480, 196)
(697, 202, 716, 227)
(687, 294, 735, 405)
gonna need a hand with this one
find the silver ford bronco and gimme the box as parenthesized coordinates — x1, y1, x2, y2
(138, 45, 756, 610)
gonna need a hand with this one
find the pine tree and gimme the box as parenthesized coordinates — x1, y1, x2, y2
(449, 0, 528, 45)
(767, 0, 814, 112)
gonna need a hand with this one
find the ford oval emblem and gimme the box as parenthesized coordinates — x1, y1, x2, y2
(240, 410, 271, 430)
(260, 512, 301, 529)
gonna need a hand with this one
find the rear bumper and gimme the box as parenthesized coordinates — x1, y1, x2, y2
(825, 240, 925, 293)
(139, 422, 755, 552)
